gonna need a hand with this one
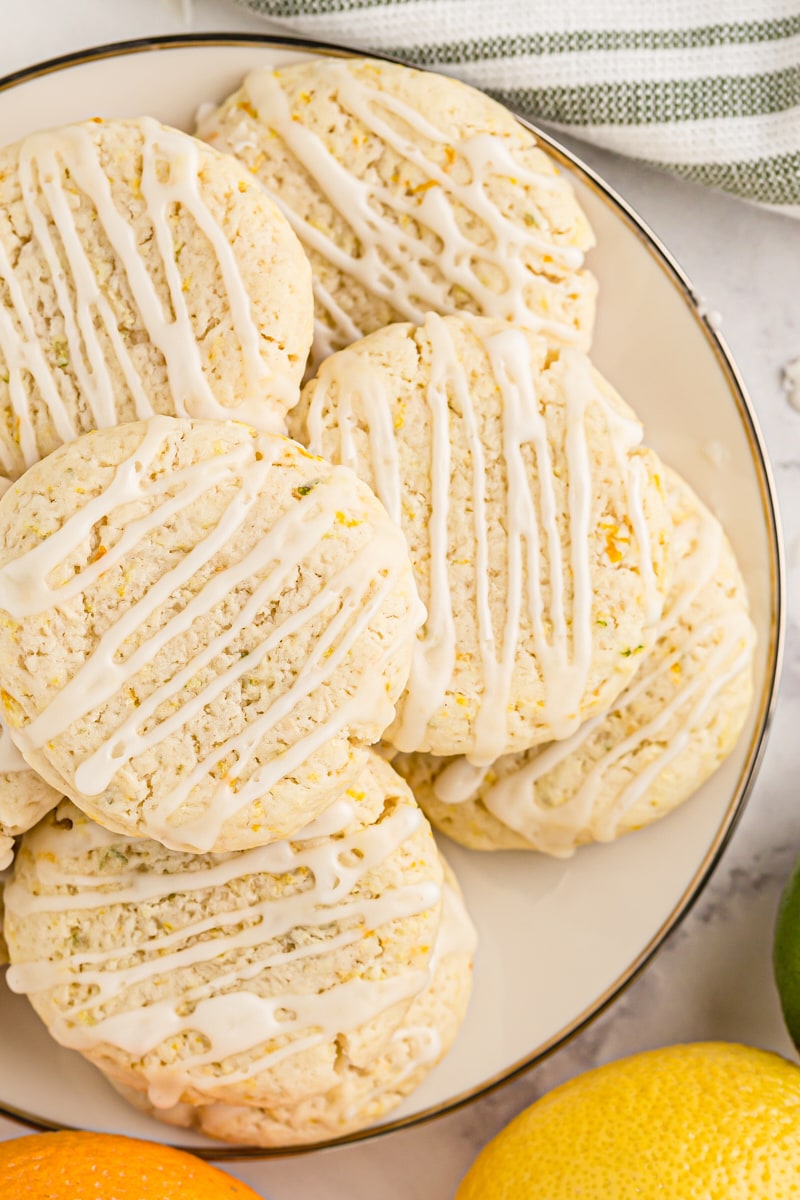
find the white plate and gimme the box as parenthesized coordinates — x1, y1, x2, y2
(0, 34, 784, 1159)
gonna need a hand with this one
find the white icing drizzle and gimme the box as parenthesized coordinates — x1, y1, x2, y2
(343, 1023, 441, 1124)
(305, 315, 659, 761)
(431, 758, 491, 806)
(390, 1024, 441, 1071)
(342, 880, 476, 1121)
(606, 427, 662, 628)
(0, 417, 423, 852)
(225, 64, 587, 363)
(5, 795, 442, 1110)
(433, 490, 756, 853)
(0, 714, 59, 865)
(0, 713, 29, 775)
(431, 880, 478, 966)
(0, 117, 287, 475)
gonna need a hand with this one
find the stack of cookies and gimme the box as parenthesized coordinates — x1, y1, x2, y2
(199, 56, 755, 856)
(0, 55, 755, 1148)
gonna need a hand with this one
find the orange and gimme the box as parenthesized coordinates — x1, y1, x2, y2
(457, 1042, 800, 1199)
(0, 1130, 262, 1198)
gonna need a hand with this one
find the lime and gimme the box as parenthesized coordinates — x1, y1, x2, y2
(774, 854, 800, 1048)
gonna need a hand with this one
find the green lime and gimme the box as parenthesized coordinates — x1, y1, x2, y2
(774, 854, 800, 1049)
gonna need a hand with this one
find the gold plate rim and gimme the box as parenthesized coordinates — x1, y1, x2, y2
(0, 30, 786, 1162)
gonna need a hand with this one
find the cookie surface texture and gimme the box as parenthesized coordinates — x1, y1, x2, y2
(0, 417, 422, 851)
(0, 116, 313, 477)
(106, 857, 476, 1145)
(294, 313, 672, 760)
(396, 469, 755, 853)
(198, 57, 596, 366)
(0, 716, 61, 870)
(3, 756, 445, 1132)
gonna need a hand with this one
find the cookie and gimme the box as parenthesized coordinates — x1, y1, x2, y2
(0, 716, 61, 870)
(0, 116, 313, 478)
(396, 470, 755, 853)
(294, 313, 672, 761)
(0, 417, 422, 852)
(198, 57, 596, 367)
(4, 755, 447, 1133)
(105, 860, 475, 1146)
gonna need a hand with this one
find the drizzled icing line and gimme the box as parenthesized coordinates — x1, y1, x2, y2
(0, 417, 423, 852)
(0, 117, 288, 476)
(207, 62, 591, 363)
(0, 711, 60, 871)
(305, 314, 661, 762)
(6, 794, 443, 1110)
(343, 880, 477, 1119)
(0, 713, 29, 775)
(432, 485, 755, 854)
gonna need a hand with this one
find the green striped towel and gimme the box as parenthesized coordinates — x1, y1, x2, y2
(233, 0, 800, 213)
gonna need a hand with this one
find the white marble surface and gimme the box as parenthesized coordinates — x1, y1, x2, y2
(0, 3, 799, 1196)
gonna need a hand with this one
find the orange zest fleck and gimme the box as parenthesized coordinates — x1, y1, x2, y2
(408, 179, 440, 195)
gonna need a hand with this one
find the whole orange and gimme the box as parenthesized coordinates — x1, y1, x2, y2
(0, 1130, 262, 1199)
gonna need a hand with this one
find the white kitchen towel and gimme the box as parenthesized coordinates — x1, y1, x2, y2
(233, 0, 800, 214)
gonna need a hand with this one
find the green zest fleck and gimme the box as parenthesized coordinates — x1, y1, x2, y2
(99, 847, 128, 870)
(596, 618, 608, 627)
(294, 480, 319, 499)
(52, 338, 69, 369)
(524, 212, 540, 226)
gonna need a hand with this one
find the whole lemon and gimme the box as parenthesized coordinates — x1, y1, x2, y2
(457, 1043, 800, 1199)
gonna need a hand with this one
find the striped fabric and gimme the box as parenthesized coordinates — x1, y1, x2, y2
(233, 0, 800, 214)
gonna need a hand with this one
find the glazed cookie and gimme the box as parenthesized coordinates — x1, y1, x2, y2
(395, 470, 756, 854)
(4, 755, 446, 1130)
(106, 861, 475, 1146)
(0, 417, 422, 852)
(294, 313, 672, 761)
(0, 116, 313, 478)
(198, 57, 596, 366)
(0, 716, 61, 870)
(0, 463, 54, 933)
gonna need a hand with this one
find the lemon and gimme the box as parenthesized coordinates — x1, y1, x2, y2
(456, 1043, 800, 1199)
(774, 855, 800, 1049)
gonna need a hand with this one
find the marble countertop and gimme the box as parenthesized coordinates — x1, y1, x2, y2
(1, 3, 799, 1196)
